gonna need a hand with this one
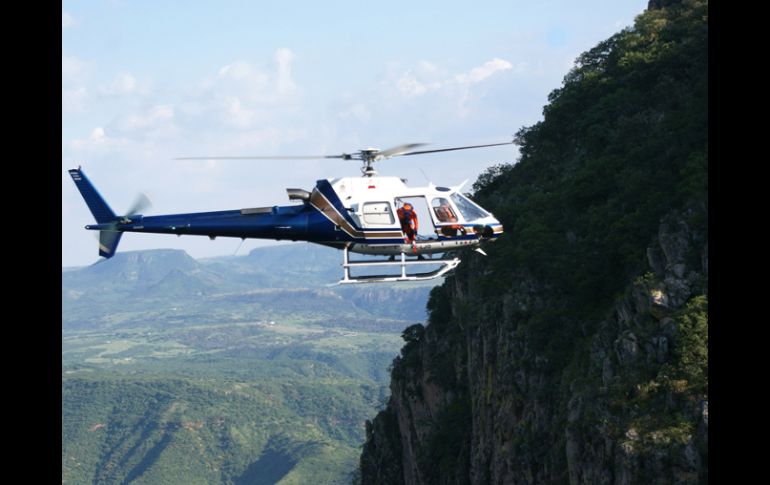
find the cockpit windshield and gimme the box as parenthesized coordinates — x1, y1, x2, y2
(450, 193, 489, 221)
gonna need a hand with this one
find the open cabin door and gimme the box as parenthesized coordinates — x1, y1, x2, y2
(394, 196, 438, 240)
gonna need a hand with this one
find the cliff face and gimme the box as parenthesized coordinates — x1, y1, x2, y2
(564, 212, 707, 484)
(362, 213, 707, 484)
(360, 1, 707, 483)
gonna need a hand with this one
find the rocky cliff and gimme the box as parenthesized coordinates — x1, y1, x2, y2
(361, 213, 707, 484)
(360, 1, 707, 483)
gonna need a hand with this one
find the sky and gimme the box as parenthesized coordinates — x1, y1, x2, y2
(62, 0, 649, 267)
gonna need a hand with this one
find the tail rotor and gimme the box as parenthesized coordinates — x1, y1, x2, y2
(69, 167, 152, 259)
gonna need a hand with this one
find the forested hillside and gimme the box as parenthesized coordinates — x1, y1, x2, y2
(63, 245, 435, 484)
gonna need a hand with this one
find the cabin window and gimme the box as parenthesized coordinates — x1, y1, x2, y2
(363, 201, 395, 225)
(450, 193, 489, 221)
(431, 198, 458, 223)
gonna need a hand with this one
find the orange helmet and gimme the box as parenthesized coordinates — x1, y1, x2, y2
(403, 203, 413, 211)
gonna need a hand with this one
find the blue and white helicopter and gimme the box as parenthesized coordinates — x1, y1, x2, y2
(69, 142, 507, 284)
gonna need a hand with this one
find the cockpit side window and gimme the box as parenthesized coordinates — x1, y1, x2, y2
(450, 193, 489, 221)
(432, 198, 458, 223)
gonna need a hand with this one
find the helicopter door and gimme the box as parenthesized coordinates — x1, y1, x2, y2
(395, 196, 437, 240)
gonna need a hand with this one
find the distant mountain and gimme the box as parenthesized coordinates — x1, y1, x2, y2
(76, 248, 200, 280)
(244, 243, 341, 272)
(200, 243, 341, 287)
(63, 245, 436, 331)
(63, 249, 219, 296)
(136, 268, 219, 298)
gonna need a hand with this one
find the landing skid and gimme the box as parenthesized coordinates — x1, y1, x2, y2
(339, 246, 461, 284)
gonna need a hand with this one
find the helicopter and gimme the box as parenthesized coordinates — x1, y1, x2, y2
(68, 141, 508, 284)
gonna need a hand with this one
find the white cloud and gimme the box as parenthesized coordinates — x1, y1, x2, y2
(275, 48, 296, 95)
(392, 57, 515, 100)
(340, 57, 518, 122)
(66, 48, 304, 164)
(99, 73, 141, 96)
(396, 72, 428, 96)
(452, 58, 518, 117)
(63, 86, 88, 112)
(221, 95, 254, 128)
(189, 48, 301, 131)
(90, 127, 106, 143)
(339, 102, 371, 122)
(69, 105, 176, 156)
(212, 51, 298, 105)
(119, 105, 173, 131)
(394, 61, 445, 97)
(62, 12, 74, 28)
(232, 127, 307, 151)
(62, 54, 87, 84)
(455, 58, 514, 84)
(70, 126, 128, 152)
(62, 54, 89, 112)
(217, 61, 267, 83)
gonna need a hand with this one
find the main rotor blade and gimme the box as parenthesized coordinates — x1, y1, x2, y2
(376, 143, 428, 159)
(175, 155, 348, 160)
(397, 141, 514, 157)
(125, 193, 153, 216)
(174, 141, 513, 163)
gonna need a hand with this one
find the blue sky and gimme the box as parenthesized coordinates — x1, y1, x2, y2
(62, 0, 648, 267)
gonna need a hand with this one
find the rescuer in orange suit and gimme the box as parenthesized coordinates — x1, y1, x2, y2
(397, 202, 419, 252)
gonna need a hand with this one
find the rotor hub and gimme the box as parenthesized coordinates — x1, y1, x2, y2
(358, 148, 381, 176)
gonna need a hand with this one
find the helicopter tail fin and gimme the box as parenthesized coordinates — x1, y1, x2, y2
(68, 168, 117, 224)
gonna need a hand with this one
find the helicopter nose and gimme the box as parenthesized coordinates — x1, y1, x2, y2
(473, 224, 495, 238)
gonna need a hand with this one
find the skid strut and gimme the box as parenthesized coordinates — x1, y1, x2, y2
(340, 246, 460, 284)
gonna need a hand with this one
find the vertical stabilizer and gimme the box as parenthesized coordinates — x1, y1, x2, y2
(69, 168, 123, 258)
(68, 168, 117, 224)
